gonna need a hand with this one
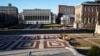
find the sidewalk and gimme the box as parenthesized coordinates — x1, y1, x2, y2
(0, 48, 76, 56)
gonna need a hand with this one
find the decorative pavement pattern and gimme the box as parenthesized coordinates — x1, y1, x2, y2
(0, 35, 68, 50)
(44, 41, 68, 48)
(0, 35, 75, 56)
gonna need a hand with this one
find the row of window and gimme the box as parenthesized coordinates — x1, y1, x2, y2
(24, 10, 50, 12)
(83, 18, 96, 24)
(83, 6, 100, 12)
(25, 21, 50, 24)
(24, 16, 49, 21)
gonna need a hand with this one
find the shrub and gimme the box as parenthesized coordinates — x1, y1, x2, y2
(87, 45, 100, 56)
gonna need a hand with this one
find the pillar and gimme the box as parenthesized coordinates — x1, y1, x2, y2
(95, 11, 100, 34)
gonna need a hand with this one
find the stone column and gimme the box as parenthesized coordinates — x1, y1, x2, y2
(49, 15, 51, 24)
(95, 11, 100, 34)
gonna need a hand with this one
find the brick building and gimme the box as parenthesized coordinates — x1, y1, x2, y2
(58, 5, 75, 26)
(59, 5, 75, 15)
(0, 3, 18, 27)
(74, 1, 100, 29)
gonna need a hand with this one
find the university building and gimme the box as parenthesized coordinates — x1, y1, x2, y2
(0, 3, 18, 27)
(74, 0, 100, 29)
(58, 5, 75, 26)
(21, 9, 52, 24)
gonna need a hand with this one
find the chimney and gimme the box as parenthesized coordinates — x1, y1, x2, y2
(8, 3, 12, 7)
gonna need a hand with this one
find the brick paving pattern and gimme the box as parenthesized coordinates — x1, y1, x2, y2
(44, 41, 68, 48)
(0, 35, 76, 56)
(0, 35, 68, 51)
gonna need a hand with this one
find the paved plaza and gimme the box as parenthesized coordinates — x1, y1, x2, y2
(0, 34, 77, 56)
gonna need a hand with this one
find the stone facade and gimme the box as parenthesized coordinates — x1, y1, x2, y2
(21, 9, 51, 24)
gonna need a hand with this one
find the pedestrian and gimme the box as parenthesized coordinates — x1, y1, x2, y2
(29, 51, 32, 56)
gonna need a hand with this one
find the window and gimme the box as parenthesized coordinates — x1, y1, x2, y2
(86, 18, 88, 24)
(41, 16, 44, 20)
(93, 18, 95, 23)
(47, 16, 49, 20)
(42, 16, 45, 20)
(24, 16, 27, 20)
(98, 13, 100, 25)
(30, 16, 32, 20)
(39, 16, 41, 20)
(90, 18, 92, 23)
(88, 18, 90, 24)
(34, 16, 36, 20)
(38, 16, 40, 20)
(92, 18, 94, 24)
(28, 16, 31, 20)
(32, 16, 34, 20)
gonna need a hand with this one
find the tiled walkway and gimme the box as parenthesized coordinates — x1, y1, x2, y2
(0, 35, 69, 50)
(0, 35, 75, 56)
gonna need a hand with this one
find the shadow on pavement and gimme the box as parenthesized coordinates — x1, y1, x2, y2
(75, 48, 89, 56)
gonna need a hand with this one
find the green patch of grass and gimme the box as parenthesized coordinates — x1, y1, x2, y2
(40, 24, 63, 28)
